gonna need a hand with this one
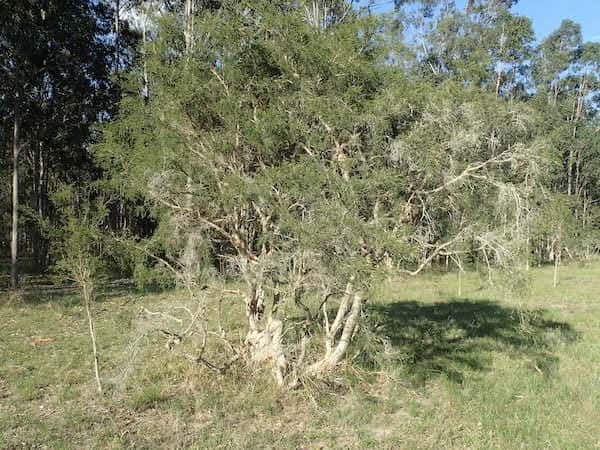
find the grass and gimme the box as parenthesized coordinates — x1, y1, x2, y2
(0, 262, 599, 449)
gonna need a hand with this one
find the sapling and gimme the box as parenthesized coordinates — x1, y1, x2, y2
(55, 217, 106, 394)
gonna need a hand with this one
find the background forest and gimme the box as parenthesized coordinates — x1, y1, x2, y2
(1, 1, 599, 448)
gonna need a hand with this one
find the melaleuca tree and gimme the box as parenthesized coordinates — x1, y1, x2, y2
(97, 0, 558, 384)
(385, 82, 554, 280)
(97, 0, 400, 382)
(52, 185, 113, 394)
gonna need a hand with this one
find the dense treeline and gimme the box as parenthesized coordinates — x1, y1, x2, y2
(1, 0, 599, 381)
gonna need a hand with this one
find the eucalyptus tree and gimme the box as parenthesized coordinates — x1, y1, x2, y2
(533, 20, 582, 106)
(531, 21, 600, 253)
(0, 0, 34, 286)
(409, 0, 533, 94)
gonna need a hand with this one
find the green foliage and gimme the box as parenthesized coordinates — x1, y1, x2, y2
(95, 1, 569, 297)
(96, 0, 401, 296)
(52, 187, 108, 288)
(533, 19, 582, 92)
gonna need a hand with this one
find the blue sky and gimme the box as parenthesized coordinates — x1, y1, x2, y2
(511, 0, 600, 42)
(356, 0, 600, 42)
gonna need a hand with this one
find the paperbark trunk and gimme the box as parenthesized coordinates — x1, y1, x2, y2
(307, 280, 365, 375)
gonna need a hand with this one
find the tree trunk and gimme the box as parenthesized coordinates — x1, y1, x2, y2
(83, 281, 102, 394)
(495, 25, 505, 98)
(553, 245, 560, 288)
(567, 144, 575, 196)
(307, 291, 364, 375)
(141, 7, 149, 101)
(32, 139, 47, 271)
(244, 279, 286, 385)
(552, 239, 562, 287)
(582, 190, 588, 229)
(306, 278, 365, 376)
(11, 103, 20, 289)
(495, 66, 503, 98)
(114, 0, 120, 72)
(184, 0, 194, 54)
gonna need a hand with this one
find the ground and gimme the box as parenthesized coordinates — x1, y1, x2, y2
(0, 262, 599, 449)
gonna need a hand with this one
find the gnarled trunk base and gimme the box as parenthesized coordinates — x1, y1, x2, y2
(246, 318, 286, 386)
(306, 289, 365, 377)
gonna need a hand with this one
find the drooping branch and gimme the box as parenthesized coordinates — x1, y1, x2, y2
(417, 151, 515, 195)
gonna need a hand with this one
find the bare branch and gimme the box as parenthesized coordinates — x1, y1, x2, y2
(418, 151, 514, 195)
(401, 231, 467, 276)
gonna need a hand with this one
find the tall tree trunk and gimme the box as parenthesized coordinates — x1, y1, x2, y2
(184, 0, 194, 54)
(567, 145, 574, 196)
(141, 10, 149, 101)
(114, 0, 120, 72)
(11, 103, 20, 289)
(582, 190, 588, 229)
(495, 63, 503, 98)
(31, 138, 46, 271)
(38, 143, 46, 268)
(495, 25, 505, 98)
(572, 75, 587, 198)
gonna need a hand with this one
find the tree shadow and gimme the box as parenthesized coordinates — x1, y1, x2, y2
(365, 299, 579, 384)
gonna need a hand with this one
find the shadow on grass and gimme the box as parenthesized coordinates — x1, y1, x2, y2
(365, 299, 579, 384)
(2, 278, 137, 307)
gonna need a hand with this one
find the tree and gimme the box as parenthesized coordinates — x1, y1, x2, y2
(95, 0, 554, 384)
(410, 0, 533, 94)
(54, 187, 109, 394)
(10, 98, 20, 289)
(533, 20, 582, 106)
(97, 0, 394, 382)
(530, 22, 600, 250)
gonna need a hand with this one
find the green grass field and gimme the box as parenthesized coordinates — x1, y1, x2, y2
(1, 262, 599, 449)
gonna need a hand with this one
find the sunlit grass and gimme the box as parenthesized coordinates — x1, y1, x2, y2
(0, 261, 598, 449)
